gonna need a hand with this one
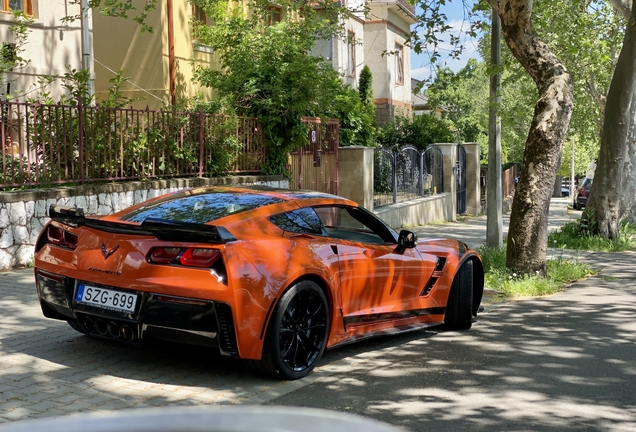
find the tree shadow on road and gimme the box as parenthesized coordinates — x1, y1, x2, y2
(266, 272, 636, 432)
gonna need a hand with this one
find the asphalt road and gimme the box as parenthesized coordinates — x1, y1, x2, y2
(266, 251, 636, 432)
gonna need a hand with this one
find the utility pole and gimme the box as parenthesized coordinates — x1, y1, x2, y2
(486, 7, 503, 247)
(570, 129, 575, 199)
(81, 0, 93, 98)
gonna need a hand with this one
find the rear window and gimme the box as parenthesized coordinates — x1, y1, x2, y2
(121, 192, 284, 224)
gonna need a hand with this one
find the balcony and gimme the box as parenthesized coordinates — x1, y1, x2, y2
(396, 0, 415, 15)
(369, 0, 417, 23)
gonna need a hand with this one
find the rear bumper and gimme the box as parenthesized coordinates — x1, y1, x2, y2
(35, 269, 239, 356)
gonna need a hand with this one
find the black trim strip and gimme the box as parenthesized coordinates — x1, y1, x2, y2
(259, 299, 277, 340)
(344, 307, 446, 326)
(328, 320, 442, 350)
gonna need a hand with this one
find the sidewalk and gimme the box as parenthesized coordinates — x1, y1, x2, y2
(410, 196, 576, 250)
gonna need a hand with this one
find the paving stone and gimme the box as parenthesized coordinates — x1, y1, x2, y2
(0, 267, 307, 424)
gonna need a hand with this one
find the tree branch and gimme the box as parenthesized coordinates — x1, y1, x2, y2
(607, 0, 631, 20)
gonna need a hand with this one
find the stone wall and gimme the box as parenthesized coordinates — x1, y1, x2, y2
(0, 176, 287, 271)
(374, 193, 453, 229)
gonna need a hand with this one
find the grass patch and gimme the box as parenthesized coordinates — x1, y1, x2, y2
(548, 219, 635, 252)
(477, 245, 595, 298)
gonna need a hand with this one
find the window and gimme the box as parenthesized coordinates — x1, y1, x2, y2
(267, 5, 282, 25)
(314, 206, 397, 245)
(193, 5, 206, 23)
(347, 31, 356, 78)
(192, 5, 208, 40)
(2, 0, 32, 14)
(395, 43, 404, 85)
(269, 208, 325, 235)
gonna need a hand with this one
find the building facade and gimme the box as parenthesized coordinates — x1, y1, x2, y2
(364, 0, 416, 124)
(92, 0, 216, 109)
(0, 1, 86, 101)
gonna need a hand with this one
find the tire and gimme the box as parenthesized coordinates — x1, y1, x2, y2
(67, 320, 87, 335)
(444, 260, 474, 330)
(255, 280, 329, 380)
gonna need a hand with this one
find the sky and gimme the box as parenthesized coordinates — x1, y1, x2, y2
(410, 1, 483, 82)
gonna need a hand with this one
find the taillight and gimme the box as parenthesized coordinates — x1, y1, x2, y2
(64, 231, 78, 249)
(47, 226, 64, 245)
(47, 226, 78, 250)
(179, 248, 220, 268)
(148, 247, 181, 264)
(580, 187, 587, 197)
(148, 247, 220, 268)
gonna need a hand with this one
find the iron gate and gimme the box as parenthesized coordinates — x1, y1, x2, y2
(456, 144, 467, 214)
(373, 145, 445, 208)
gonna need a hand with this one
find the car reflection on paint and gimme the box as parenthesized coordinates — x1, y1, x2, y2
(33, 186, 484, 380)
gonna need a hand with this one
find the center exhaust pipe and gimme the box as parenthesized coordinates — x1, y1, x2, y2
(94, 319, 108, 336)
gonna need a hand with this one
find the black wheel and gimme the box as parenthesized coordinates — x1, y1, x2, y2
(444, 260, 474, 330)
(256, 280, 329, 380)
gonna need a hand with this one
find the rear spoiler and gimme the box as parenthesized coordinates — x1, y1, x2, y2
(49, 205, 237, 244)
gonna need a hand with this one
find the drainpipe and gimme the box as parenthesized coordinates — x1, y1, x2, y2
(167, 0, 176, 106)
(81, 0, 93, 98)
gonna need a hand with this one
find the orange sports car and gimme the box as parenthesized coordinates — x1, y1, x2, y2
(34, 186, 484, 380)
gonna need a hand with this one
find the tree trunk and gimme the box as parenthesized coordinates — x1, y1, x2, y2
(586, 2, 636, 238)
(609, 0, 636, 225)
(621, 100, 636, 224)
(487, 0, 574, 275)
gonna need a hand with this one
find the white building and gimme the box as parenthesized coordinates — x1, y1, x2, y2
(313, 0, 417, 124)
(0, 1, 89, 101)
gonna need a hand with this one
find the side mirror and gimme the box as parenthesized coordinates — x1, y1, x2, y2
(395, 230, 417, 254)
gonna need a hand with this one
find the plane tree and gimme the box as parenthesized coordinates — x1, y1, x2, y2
(413, 0, 574, 274)
(585, 0, 636, 233)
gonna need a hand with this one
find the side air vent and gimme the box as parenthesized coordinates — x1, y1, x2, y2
(434, 257, 446, 272)
(420, 277, 438, 296)
(215, 302, 239, 357)
(421, 256, 447, 296)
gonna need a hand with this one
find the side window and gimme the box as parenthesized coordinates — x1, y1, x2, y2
(268, 207, 325, 235)
(346, 31, 356, 78)
(314, 206, 391, 245)
(315, 206, 368, 231)
(395, 43, 404, 85)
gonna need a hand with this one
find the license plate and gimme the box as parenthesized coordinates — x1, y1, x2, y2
(75, 284, 137, 313)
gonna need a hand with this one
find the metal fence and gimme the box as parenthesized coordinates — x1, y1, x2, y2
(373, 145, 444, 208)
(1, 99, 266, 188)
(480, 163, 519, 203)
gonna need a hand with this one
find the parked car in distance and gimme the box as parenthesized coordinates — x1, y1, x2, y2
(561, 187, 570, 197)
(33, 186, 484, 380)
(573, 177, 593, 210)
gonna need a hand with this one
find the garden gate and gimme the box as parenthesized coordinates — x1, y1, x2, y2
(288, 117, 339, 195)
(456, 143, 467, 214)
